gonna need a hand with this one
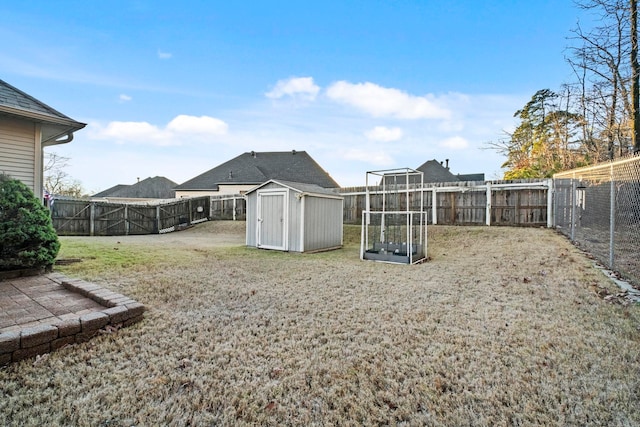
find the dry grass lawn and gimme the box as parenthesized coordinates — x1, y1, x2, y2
(1, 222, 639, 426)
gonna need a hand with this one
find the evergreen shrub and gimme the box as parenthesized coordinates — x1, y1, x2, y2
(0, 174, 60, 271)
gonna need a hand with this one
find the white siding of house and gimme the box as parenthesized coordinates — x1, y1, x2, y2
(0, 117, 37, 192)
(218, 184, 255, 195)
(176, 190, 214, 198)
(176, 184, 255, 198)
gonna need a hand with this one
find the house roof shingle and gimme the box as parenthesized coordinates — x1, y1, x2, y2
(175, 151, 339, 190)
(92, 184, 130, 198)
(457, 173, 485, 182)
(93, 177, 178, 199)
(0, 79, 86, 143)
(415, 160, 460, 183)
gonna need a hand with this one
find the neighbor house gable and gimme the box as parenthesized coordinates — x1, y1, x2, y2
(92, 177, 178, 201)
(413, 159, 485, 184)
(175, 150, 339, 197)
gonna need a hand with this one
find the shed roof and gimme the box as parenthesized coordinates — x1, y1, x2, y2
(175, 150, 339, 190)
(245, 179, 343, 199)
(0, 79, 86, 144)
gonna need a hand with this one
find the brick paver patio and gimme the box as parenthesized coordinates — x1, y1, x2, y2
(0, 273, 145, 365)
(0, 275, 105, 333)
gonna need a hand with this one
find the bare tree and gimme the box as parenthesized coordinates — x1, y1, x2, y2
(43, 152, 85, 197)
(631, 0, 640, 151)
(567, 0, 632, 159)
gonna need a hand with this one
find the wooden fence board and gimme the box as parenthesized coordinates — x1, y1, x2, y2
(51, 181, 550, 235)
(51, 196, 212, 236)
(340, 180, 550, 227)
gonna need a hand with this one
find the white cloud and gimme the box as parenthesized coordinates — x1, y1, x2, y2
(157, 50, 172, 60)
(365, 126, 403, 142)
(167, 115, 228, 135)
(439, 136, 469, 149)
(326, 81, 451, 120)
(98, 121, 172, 145)
(89, 114, 228, 146)
(266, 77, 320, 100)
(340, 148, 394, 166)
(119, 94, 132, 102)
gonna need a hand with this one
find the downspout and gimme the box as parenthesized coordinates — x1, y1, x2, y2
(35, 124, 43, 204)
(40, 132, 75, 204)
(43, 132, 74, 147)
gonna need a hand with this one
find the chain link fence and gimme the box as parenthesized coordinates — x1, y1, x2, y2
(554, 155, 640, 286)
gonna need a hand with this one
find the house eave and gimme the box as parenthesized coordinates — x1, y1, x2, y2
(176, 182, 261, 191)
(0, 106, 85, 128)
(0, 106, 86, 145)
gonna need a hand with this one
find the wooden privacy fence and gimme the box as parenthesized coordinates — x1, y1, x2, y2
(201, 180, 552, 227)
(50, 180, 552, 234)
(51, 196, 210, 236)
(340, 179, 552, 227)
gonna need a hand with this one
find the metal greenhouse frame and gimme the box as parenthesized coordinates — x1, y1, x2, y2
(360, 168, 428, 264)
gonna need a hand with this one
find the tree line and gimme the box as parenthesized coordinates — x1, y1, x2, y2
(493, 0, 640, 179)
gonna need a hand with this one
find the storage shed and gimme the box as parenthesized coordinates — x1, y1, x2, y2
(245, 180, 343, 252)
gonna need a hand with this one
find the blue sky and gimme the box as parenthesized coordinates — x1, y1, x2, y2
(2, 1, 586, 192)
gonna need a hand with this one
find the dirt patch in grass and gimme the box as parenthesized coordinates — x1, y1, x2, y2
(1, 222, 639, 426)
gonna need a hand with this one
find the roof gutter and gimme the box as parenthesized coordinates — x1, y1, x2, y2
(298, 191, 344, 200)
(0, 106, 83, 128)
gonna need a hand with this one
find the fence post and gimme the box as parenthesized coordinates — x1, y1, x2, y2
(570, 178, 576, 241)
(450, 192, 456, 224)
(233, 197, 237, 221)
(431, 187, 437, 225)
(485, 182, 492, 226)
(124, 205, 129, 236)
(188, 199, 193, 225)
(89, 202, 95, 236)
(609, 163, 615, 269)
(156, 205, 161, 233)
(546, 178, 553, 228)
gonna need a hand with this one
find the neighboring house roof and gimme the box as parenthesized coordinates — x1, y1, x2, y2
(457, 173, 485, 182)
(93, 177, 178, 199)
(175, 150, 340, 191)
(416, 160, 459, 183)
(0, 79, 86, 145)
(413, 160, 486, 183)
(93, 184, 130, 197)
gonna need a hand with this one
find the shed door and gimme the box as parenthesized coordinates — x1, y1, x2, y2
(257, 190, 287, 250)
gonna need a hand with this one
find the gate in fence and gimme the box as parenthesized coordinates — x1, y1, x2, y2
(51, 196, 210, 236)
(210, 195, 246, 220)
(554, 155, 640, 285)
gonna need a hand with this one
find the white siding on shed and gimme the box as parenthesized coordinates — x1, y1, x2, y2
(302, 195, 343, 252)
(245, 180, 343, 253)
